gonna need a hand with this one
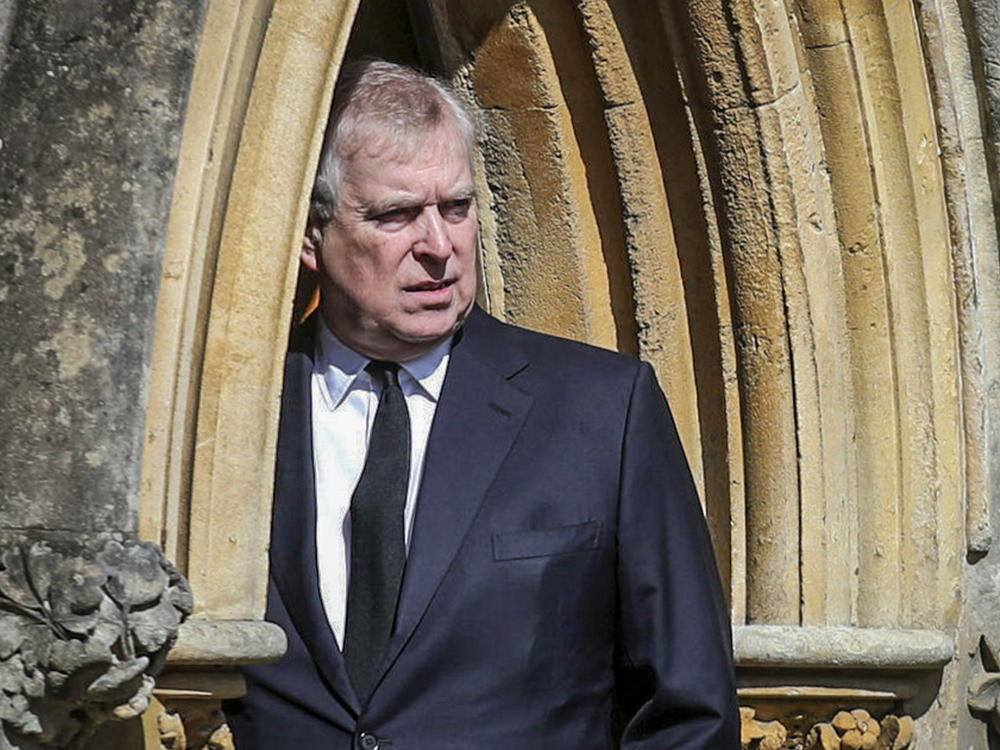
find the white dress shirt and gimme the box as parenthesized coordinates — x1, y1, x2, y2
(311, 318, 451, 649)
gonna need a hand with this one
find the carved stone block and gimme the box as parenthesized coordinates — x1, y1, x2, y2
(0, 538, 191, 749)
(741, 707, 914, 750)
(154, 704, 232, 750)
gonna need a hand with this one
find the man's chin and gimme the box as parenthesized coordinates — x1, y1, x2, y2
(401, 301, 472, 338)
(394, 320, 461, 347)
(390, 306, 470, 355)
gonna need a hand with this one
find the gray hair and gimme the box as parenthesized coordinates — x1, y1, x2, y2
(310, 59, 478, 226)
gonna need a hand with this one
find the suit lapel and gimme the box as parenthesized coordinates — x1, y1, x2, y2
(376, 307, 533, 684)
(269, 321, 362, 718)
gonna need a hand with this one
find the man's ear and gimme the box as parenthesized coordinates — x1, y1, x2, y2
(301, 220, 323, 272)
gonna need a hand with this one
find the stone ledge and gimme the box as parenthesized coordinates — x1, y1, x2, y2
(166, 622, 955, 671)
(155, 671, 248, 701)
(166, 620, 288, 666)
(734, 625, 954, 669)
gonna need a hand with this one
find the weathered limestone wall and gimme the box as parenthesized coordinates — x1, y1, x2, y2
(407, 1, 1000, 746)
(0, 2, 210, 748)
(966, 0, 1000, 215)
(132, 1, 1000, 747)
(0, 0, 205, 537)
(920, 4, 1000, 749)
(3, 0, 1000, 748)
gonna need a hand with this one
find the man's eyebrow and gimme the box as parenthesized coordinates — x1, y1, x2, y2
(360, 197, 419, 218)
(361, 188, 476, 218)
(444, 188, 477, 203)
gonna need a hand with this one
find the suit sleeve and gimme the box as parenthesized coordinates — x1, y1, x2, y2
(614, 361, 740, 748)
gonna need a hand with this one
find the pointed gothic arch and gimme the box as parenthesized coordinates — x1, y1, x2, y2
(140, 1, 1000, 744)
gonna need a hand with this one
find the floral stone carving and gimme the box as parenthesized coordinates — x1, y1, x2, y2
(740, 707, 914, 750)
(0, 538, 192, 749)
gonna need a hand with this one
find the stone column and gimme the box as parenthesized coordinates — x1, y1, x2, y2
(0, 1, 205, 746)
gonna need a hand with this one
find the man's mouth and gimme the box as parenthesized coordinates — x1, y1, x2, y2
(406, 280, 453, 292)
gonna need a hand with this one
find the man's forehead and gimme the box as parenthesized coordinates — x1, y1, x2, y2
(360, 125, 465, 164)
(340, 130, 472, 199)
(344, 113, 465, 161)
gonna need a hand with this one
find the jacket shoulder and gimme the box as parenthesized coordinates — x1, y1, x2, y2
(466, 306, 644, 382)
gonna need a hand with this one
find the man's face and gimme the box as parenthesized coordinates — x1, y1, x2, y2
(302, 121, 478, 361)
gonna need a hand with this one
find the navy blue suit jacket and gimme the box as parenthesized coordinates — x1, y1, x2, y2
(226, 306, 739, 749)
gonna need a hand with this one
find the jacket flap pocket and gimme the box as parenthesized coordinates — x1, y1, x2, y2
(492, 521, 601, 561)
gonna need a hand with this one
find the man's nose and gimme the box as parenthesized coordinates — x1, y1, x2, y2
(413, 206, 452, 259)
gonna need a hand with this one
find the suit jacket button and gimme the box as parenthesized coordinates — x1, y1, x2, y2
(358, 732, 379, 750)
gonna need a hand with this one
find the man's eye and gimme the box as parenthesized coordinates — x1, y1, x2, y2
(373, 207, 420, 225)
(440, 198, 472, 221)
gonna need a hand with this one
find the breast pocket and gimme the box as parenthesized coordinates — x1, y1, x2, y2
(491, 521, 602, 561)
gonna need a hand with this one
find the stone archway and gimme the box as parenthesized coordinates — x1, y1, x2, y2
(139, 1, 1000, 747)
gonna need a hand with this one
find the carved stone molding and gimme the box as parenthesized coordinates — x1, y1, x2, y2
(968, 636, 1000, 735)
(150, 670, 246, 750)
(741, 707, 787, 749)
(149, 620, 285, 750)
(735, 626, 954, 672)
(154, 703, 233, 750)
(0, 538, 192, 749)
(740, 707, 915, 750)
(734, 628, 935, 750)
(164, 621, 286, 668)
(969, 673, 1000, 735)
(735, 625, 952, 721)
(139, 620, 286, 750)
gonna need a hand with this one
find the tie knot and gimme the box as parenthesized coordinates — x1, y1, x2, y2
(366, 360, 400, 388)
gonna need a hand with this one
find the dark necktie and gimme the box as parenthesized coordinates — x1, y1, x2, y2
(342, 361, 410, 702)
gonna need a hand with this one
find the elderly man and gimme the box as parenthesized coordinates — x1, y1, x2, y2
(225, 59, 739, 749)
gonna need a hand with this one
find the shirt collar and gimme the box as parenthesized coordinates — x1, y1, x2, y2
(313, 317, 451, 409)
